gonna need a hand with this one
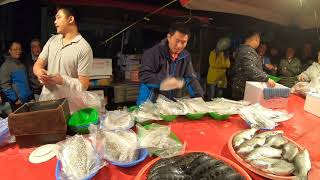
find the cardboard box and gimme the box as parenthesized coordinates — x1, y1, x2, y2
(8, 98, 70, 147)
(244, 81, 290, 109)
(90, 58, 112, 79)
(304, 92, 320, 117)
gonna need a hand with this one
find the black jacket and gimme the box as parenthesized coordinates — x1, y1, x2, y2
(232, 44, 268, 100)
(137, 39, 203, 105)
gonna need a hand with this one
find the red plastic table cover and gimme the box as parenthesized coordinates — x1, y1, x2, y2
(0, 94, 319, 180)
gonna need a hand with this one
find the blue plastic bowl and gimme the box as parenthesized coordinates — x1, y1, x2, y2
(109, 148, 148, 168)
(55, 160, 99, 180)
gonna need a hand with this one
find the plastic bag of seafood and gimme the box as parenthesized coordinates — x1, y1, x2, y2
(131, 101, 162, 123)
(137, 123, 185, 158)
(156, 95, 188, 115)
(206, 98, 250, 115)
(176, 97, 210, 113)
(90, 126, 140, 163)
(240, 104, 294, 130)
(56, 135, 105, 180)
(102, 108, 135, 130)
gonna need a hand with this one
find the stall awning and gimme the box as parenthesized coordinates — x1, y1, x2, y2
(180, 0, 320, 29)
(0, 0, 19, 5)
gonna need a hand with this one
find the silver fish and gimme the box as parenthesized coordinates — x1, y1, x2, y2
(237, 137, 266, 155)
(250, 157, 280, 169)
(262, 159, 295, 176)
(293, 149, 311, 179)
(265, 134, 288, 148)
(254, 130, 284, 139)
(246, 146, 282, 162)
(233, 128, 258, 148)
(282, 142, 299, 162)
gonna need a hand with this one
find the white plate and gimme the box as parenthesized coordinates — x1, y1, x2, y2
(29, 144, 58, 164)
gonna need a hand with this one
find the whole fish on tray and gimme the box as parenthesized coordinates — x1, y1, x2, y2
(282, 142, 299, 162)
(233, 128, 258, 148)
(293, 149, 311, 180)
(246, 146, 282, 162)
(237, 137, 266, 155)
(265, 134, 288, 148)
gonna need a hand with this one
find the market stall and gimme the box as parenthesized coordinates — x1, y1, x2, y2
(0, 94, 319, 180)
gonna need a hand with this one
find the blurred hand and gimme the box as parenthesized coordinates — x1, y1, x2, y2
(298, 75, 306, 82)
(15, 99, 22, 105)
(267, 79, 276, 88)
(160, 77, 184, 91)
(35, 69, 50, 85)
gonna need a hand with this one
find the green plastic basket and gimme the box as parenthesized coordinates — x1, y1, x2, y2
(68, 108, 99, 134)
(160, 114, 177, 122)
(268, 75, 281, 83)
(185, 113, 206, 120)
(208, 112, 230, 121)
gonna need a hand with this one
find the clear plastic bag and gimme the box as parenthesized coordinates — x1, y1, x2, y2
(90, 125, 139, 163)
(56, 135, 105, 180)
(137, 123, 185, 158)
(291, 82, 310, 96)
(206, 98, 250, 115)
(240, 104, 294, 130)
(176, 97, 210, 113)
(131, 101, 161, 123)
(40, 86, 102, 114)
(156, 95, 188, 115)
(0, 117, 15, 147)
(309, 77, 320, 94)
(102, 108, 134, 130)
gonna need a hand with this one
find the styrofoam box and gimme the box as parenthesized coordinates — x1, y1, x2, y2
(244, 81, 290, 109)
(304, 92, 320, 117)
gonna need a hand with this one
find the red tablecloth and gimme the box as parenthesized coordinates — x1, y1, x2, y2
(1, 95, 320, 180)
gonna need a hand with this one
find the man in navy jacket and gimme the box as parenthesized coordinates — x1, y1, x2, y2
(137, 23, 203, 105)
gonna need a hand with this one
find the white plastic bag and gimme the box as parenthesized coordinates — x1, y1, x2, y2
(137, 123, 185, 158)
(0, 117, 15, 147)
(90, 125, 139, 163)
(207, 98, 250, 115)
(103, 108, 134, 130)
(131, 101, 161, 123)
(40, 86, 102, 114)
(56, 135, 105, 180)
(240, 104, 294, 129)
(156, 95, 188, 115)
(176, 97, 210, 113)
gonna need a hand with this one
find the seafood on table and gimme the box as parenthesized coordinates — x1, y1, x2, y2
(147, 152, 245, 180)
(232, 129, 312, 178)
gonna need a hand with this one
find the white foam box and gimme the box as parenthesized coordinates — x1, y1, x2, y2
(304, 92, 320, 117)
(244, 81, 290, 109)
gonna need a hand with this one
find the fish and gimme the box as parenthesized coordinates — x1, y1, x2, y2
(251, 157, 280, 169)
(293, 149, 311, 179)
(265, 134, 288, 148)
(237, 137, 266, 155)
(254, 130, 284, 139)
(233, 128, 258, 148)
(148, 166, 185, 179)
(282, 142, 299, 162)
(246, 146, 282, 162)
(262, 159, 295, 176)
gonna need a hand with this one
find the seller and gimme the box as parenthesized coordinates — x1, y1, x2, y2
(33, 6, 93, 99)
(137, 22, 204, 105)
(232, 30, 276, 100)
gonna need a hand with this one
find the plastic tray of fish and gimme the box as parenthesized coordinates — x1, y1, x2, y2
(228, 129, 311, 180)
(134, 151, 252, 180)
